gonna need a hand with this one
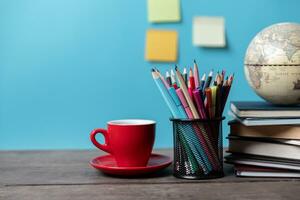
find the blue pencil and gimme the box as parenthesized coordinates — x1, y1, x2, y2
(151, 69, 181, 117)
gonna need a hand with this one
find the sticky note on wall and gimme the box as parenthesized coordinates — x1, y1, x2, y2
(193, 16, 226, 47)
(147, 0, 181, 23)
(145, 29, 178, 62)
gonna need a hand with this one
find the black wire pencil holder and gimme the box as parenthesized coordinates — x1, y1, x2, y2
(170, 117, 225, 179)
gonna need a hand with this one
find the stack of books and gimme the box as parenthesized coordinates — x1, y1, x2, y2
(225, 101, 300, 177)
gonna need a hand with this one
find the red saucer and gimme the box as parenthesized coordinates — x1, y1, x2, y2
(90, 154, 172, 176)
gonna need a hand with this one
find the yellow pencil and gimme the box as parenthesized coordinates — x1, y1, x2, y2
(210, 86, 217, 118)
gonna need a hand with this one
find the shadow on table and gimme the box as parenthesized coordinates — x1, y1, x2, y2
(97, 167, 173, 179)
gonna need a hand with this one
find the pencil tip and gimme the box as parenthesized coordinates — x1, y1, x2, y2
(193, 59, 196, 64)
(151, 68, 155, 72)
(175, 65, 178, 70)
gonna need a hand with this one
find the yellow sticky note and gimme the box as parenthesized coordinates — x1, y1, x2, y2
(193, 16, 226, 47)
(147, 0, 181, 23)
(145, 29, 178, 62)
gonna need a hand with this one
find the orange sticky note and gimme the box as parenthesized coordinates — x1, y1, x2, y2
(145, 29, 178, 62)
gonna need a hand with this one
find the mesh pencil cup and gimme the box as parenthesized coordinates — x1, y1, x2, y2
(170, 117, 225, 179)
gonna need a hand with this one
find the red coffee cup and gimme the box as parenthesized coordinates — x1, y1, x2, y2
(90, 119, 155, 167)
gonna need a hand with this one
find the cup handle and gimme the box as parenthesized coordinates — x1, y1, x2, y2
(90, 128, 111, 153)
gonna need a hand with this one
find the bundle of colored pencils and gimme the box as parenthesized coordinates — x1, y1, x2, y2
(151, 60, 234, 176)
(151, 60, 233, 120)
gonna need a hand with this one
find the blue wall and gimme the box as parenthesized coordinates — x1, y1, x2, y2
(0, 0, 299, 150)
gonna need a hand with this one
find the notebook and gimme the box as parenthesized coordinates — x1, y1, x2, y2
(225, 154, 300, 171)
(229, 120, 300, 139)
(228, 110, 300, 126)
(230, 101, 300, 118)
(234, 164, 300, 178)
(228, 136, 300, 160)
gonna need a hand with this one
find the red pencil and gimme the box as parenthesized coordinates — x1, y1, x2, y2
(215, 75, 222, 117)
(188, 68, 195, 98)
(188, 80, 193, 99)
(189, 68, 195, 90)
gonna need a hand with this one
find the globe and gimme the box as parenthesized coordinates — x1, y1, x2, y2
(244, 22, 300, 105)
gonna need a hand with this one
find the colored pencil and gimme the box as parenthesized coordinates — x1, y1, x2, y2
(155, 69, 171, 89)
(215, 74, 222, 117)
(205, 88, 213, 119)
(192, 89, 207, 119)
(193, 60, 200, 88)
(210, 86, 217, 118)
(156, 70, 188, 118)
(213, 71, 218, 86)
(188, 68, 195, 98)
(221, 70, 225, 85)
(151, 69, 180, 117)
(200, 73, 206, 90)
(228, 73, 234, 86)
(220, 74, 234, 113)
(170, 69, 178, 89)
(176, 127, 200, 173)
(165, 71, 172, 87)
(175, 66, 199, 118)
(183, 67, 188, 87)
(203, 70, 213, 92)
(222, 74, 234, 112)
(176, 88, 193, 118)
(189, 68, 196, 90)
(168, 86, 188, 118)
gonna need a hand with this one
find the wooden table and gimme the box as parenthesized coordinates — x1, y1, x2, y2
(1, 149, 300, 200)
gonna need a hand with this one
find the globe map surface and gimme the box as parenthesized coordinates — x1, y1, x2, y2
(244, 23, 300, 105)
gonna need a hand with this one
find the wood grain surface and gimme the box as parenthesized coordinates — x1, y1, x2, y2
(0, 149, 300, 200)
